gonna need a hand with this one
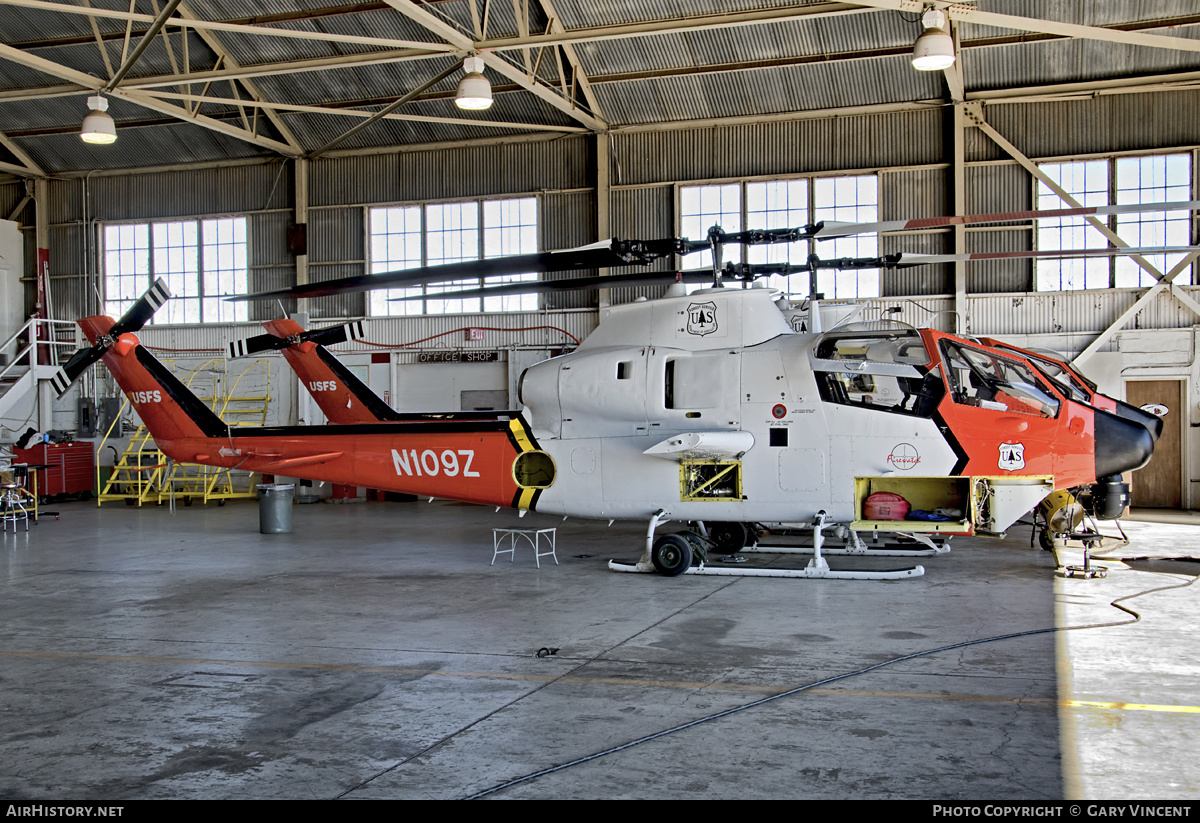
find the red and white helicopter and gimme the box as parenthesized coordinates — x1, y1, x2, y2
(56, 202, 1190, 578)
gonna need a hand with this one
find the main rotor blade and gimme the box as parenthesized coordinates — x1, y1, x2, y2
(883, 245, 1200, 267)
(229, 332, 288, 359)
(228, 241, 667, 302)
(816, 201, 1200, 240)
(387, 271, 717, 301)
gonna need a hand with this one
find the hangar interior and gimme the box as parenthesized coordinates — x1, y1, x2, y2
(0, 0, 1198, 801)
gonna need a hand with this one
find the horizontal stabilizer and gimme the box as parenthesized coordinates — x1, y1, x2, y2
(255, 451, 345, 470)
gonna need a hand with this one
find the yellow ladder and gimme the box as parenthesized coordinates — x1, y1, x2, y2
(163, 358, 271, 506)
(96, 406, 168, 506)
(97, 359, 273, 506)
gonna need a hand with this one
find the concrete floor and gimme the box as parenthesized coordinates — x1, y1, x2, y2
(0, 498, 1195, 800)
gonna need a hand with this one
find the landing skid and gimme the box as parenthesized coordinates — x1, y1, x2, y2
(619, 510, 926, 580)
(607, 559, 924, 580)
(749, 530, 950, 557)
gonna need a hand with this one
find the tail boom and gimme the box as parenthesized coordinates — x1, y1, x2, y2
(165, 422, 548, 509)
(82, 313, 554, 510)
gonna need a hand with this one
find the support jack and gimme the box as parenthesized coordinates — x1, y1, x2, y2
(1055, 531, 1109, 579)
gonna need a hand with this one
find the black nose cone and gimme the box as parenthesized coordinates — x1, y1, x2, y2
(1113, 399, 1164, 441)
(1095, 408, 1155, 479)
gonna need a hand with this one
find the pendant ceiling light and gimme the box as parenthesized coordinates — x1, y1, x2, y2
(912, 8, 955, 71)
(80, 94, 117, 144)
(455, 55, 493, 110)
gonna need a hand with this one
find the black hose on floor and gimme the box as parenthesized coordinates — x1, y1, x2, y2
(464, 567, 1195, 800)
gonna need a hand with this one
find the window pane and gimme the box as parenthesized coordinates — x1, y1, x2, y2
(200, 217, 248, 322)
(814, 175, 878, 299)
(103, 223, 150, 319)
(1115, 154, 1192, 287)
(681, 183, 741, 269)
(483, 197, 538, 313)
(1036, 160, 1110, 291)
(368, 206, 423, 316)
(424, 203, 480, 314)
(747, 179, 809, 296)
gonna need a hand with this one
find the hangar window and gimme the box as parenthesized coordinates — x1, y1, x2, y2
(369, 197, 538, 316)
(679, 175, 878, 299)
(103, 217, 248, 324)
(1036, 154, 1193, 291)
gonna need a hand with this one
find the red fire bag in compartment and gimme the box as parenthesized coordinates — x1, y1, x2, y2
(864, 491, 910, 521)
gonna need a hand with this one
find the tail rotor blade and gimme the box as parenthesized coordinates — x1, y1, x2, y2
(57, 279, 173, 396)
(306, 321, 364, 348)
(51, 346, 105, 398)
(229, 333, 288, 359)
(230, 321, 366, 358)
(112, 278, 172, 335)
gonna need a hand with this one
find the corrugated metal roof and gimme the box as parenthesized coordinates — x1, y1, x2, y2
(964, 34, 1200, 92)
(1, 1, 1197, 175)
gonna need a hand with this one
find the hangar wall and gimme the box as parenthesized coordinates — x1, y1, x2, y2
(6, 89, 1198, 327)
(1, 88, 1198, 503)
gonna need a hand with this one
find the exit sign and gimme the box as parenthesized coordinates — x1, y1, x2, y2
(465, 328, 485, 341)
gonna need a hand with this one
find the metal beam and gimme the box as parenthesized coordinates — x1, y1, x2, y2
(0, 158, 38, 176)
(969, 72, 1200, 105)
(536, 0, 603, 121)
(0, 42, 300, 156)
(104, 0, 183, 91)
(6, 191, 31, 221)
(382, 0, 607, 131)
(948, 50, 966, 334)
(0, 0, 455, 53)
(174, 1, 303, 152)
(134, 89, 587, 132)
(961, 106, 1200, 364)
(309, 61, 461, 157)
(967, 107, 1170, 287)
(478, 2, 868, 51)
(1073, 255, 1200, 367)
(846, 0, 1200, 54)
(5, 18, 1200, 106)
(0, 130, 44, 176)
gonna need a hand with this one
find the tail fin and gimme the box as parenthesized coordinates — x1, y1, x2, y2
(79, 315, 228, 443)
(261, 318, 401, 424)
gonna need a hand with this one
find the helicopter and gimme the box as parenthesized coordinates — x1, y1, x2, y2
(55, 203, 1191, 578)
(231, 307, 1166, 562)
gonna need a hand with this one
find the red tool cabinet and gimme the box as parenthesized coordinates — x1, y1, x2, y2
(15, 441, 96, 499)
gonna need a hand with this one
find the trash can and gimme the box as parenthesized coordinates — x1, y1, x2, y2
(257, 483, 295, 534)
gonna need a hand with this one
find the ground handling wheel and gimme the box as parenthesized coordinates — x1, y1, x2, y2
(651, 534, 694, 576)
(707, 521, 750, 554)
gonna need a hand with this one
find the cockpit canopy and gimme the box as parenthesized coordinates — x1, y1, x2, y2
(811, 330, 942, 417)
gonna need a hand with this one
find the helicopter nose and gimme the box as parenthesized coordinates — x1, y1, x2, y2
(1112, 399, 1164, 441)
(1094, 408, 1155, 479)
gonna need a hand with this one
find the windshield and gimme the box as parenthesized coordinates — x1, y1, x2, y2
(941, 341, 1061, 419)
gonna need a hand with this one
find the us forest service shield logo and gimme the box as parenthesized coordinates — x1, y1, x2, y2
(686, 301, 718, 336)
(998, 442, 1025, 472)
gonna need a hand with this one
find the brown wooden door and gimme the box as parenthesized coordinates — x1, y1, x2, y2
(1125, 380, 1182, 509)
